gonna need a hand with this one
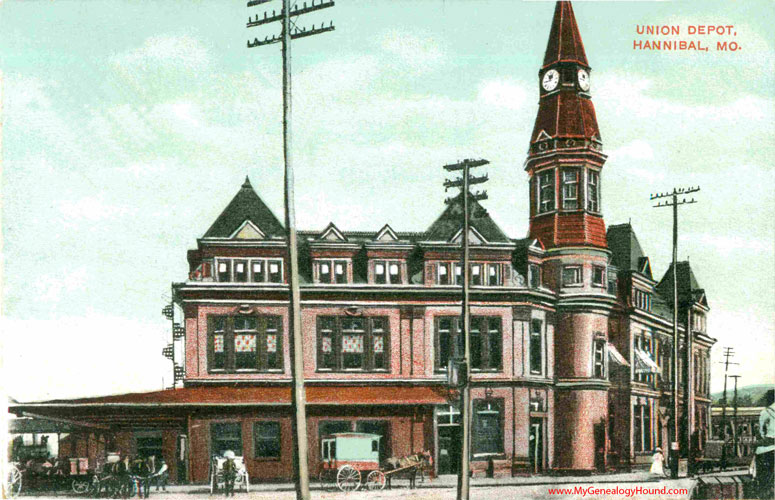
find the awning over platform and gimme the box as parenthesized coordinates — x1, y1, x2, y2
(11, 385, 450, 409)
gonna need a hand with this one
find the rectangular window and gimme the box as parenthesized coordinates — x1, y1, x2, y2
(562, 169, 579, 210)
(374, 261, 387, 284)
(530, 319, 543, 375)
(388, 262, 401, 284)
(607, 277, 617, 295)
(319, 261, 332, 283)
(471, 264, 483, 286)
(268, 260, 283, 283)
(562, 266, 582, 286)
(592, 266, 605, 287)
(217, 260, 231, 282)
(234, 316, 258, 370)
(234, 260, 248, 282)
(253, 422, 281, 459)
(436, 316, 501, 371)
(633, 405, 643, 453)
(538, 170, 555, 213)
(587, 170, 600, 212)
(211, 316, 226, 370)
(528, 264, 541, 289)
(209, 316, 283, 372)
(136, 435, 163, 460)
(473, 400, 504, 455)
(437, 263, 450, 285)
(334, 261, 347, 284)
(487, 264, 502, 286)
(454, 263, 463, 285)
(316, 317, 389, 372)
(211, 422, 242, 457)
(593, 339, 606, 378)
(251, 260, 265, 282)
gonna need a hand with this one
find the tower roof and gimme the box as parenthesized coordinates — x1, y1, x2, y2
(424, 193, 511, 244)
(202, 177, 285, 239)
(542, 1, 589, 68)
(607, 223, 651, 278)
(655, 261, 708, 307)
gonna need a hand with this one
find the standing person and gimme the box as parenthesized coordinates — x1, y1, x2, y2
(222, 451, 237, 497)
(153, 457, 169, 492)
(755, 389, 775, 500)
(650, 447, 666, 476)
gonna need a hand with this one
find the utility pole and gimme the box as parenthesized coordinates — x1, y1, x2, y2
(730, 374, 741, 459)
(443, 158, 489, 500)
(651, 185, 699, 476)
(718, 347, 738, 468)
(247, 2, 335, 499)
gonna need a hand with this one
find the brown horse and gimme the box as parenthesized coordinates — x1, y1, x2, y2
(384, 451, 432, 490)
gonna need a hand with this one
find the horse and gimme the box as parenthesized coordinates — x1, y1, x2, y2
(383, 451, 432, 490)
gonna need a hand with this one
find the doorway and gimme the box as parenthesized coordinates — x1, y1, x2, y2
(529, 418, 544, 473)
(437, 425, 461, 475)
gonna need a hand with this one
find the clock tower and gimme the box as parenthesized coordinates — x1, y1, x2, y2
(526, 2, 613, 473)
(526, 0, 608, 250)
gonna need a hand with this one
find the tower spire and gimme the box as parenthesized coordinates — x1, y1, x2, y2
(542, 1, 589, 68)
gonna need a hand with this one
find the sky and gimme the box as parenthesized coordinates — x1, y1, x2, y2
(1, 0, 773, 402)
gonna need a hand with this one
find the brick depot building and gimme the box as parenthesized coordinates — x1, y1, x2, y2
(10, 1, 715, 483)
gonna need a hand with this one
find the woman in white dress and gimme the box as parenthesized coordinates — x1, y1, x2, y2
(650, 447, 665, 476)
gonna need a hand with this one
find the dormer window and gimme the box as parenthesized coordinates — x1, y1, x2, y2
(320, 262, 331, 283)
(252, 261, 264, 282)
(218, 261, 231, 282)
(234, 260, 248, 283)
(316, 260, 348, 284)
(471, 264, 483, 286)
(487, 264, 502, 286)
(437, 263, 450, 285)
(561, 168, 579, 210)
(374, 260, 402, 285)
(538, 170, 555, 213)
(268, 260, 283, 283)
(587, 170, 600, 212)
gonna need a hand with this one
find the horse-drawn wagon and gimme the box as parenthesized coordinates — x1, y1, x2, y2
(317, 432, 430, 492)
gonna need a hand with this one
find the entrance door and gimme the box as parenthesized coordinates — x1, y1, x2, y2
(529, 418, 544, 473)
(437, 426, 461, 475)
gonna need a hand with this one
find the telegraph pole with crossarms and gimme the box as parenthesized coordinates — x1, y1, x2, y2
(651, 185, 700, 476)
(443, 158, 489, 500)
(247, 2, 335, 499)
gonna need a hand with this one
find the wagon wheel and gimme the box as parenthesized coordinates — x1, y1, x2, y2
(366, 470, 386, 491)
(72, 477, 91, 494)
(336, 465, 361, 492)
(5, 465, 22, 498)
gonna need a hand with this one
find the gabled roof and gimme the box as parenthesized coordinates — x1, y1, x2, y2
(424, 193, 511, 244)
(655, 261, 708, 308)
(607, 223, 652, 279)
(202, 177, 285, 239)
(542, 1, 589, 68)
(316, 222, 348, 242)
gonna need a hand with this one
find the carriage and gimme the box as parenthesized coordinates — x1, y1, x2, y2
(5, 457, 96, 497)
(209, 454, 250, 494)
(317, 433, 430, 492)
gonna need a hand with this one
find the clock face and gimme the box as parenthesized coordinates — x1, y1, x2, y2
(542, 69, 560, 91)
(577, 69, 590, 91)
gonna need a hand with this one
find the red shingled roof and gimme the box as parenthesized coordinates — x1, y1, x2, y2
(16, 386, 449, 407)
(542, 1, 589, 68)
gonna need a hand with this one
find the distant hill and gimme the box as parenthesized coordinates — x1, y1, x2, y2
(711, 384, 773, 407)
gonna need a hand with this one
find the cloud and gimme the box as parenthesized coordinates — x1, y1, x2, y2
(35, 268, 89, 303)
(477, 79, 529, 111)
(110, 34, 210, 72)
(59, 196, 136, 224)
(380, 30, 444, 70)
